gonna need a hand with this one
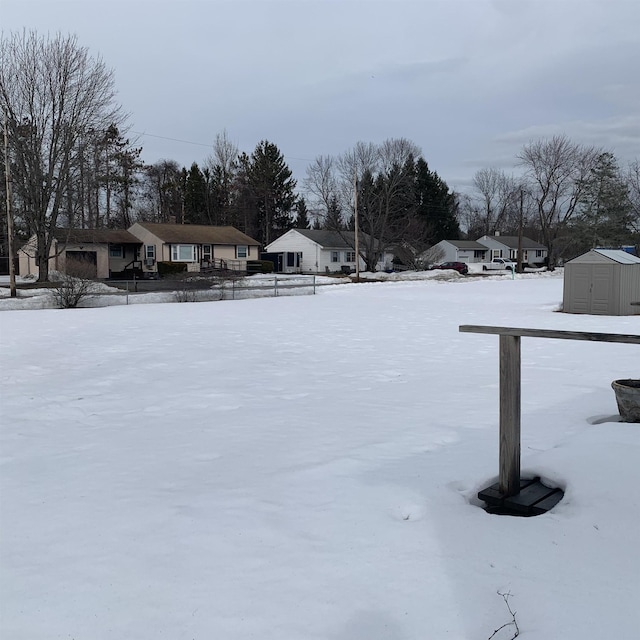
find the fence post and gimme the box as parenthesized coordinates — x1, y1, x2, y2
(313, 275, 316, 294)
(232, 279, 235, 300)
(275, 275, 278, 297)
(499, 334, 521, 496)
(126, 280, 129, 305)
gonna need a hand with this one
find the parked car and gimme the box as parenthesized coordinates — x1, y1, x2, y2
(430, 261, 469, 275)
(482, 258, 515, 271)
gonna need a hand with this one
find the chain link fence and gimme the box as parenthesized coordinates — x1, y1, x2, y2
(100, 274, 329, 304)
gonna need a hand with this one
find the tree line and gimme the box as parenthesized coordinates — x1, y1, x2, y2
(1, 30, 639, 281)
(462, 139, 640, 267)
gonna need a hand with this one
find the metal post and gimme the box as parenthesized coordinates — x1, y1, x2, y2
(313, 275, 316, 295)
(126, 280, 129, 305)
(354, 172, 360, 283)
(499, 334, 521, 496)
(3, 113, 16, 298)
(274, 275, 278, 297)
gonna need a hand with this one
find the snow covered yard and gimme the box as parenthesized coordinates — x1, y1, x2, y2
(1, 274, 639, 639)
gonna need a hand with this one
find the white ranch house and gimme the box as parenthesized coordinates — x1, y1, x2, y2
(428, 240, 490, 264)
(263, 229, 394, 274)
(476, 234, 548, 266)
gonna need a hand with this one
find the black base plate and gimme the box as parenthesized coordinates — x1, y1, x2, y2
(478, 477, 564, 516)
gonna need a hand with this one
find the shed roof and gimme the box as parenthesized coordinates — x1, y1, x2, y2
(134, 223, 259, 246)
(578, 249, 640, 264)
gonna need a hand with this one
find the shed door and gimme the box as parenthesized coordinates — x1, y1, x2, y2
(570, 265, 591, 313)
(591, 265, 615, 314)
(568, 264, 615, 314)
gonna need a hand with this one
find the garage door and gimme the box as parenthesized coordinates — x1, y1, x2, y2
(65, 251, 98, 278)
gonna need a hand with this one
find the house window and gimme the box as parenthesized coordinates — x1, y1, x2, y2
(171, 244, 196, 262)
(536, 250, 543, 258)
(345, 251, 356, 262)
(109, 245, 123, 258)
(473, 250, 484, 259)
(236, 245, 248, 259)
(287, 252, 301, 267)
(331, 251, 340, 263)
(202, 244, 212, 262)
(145, 245, 156, 260)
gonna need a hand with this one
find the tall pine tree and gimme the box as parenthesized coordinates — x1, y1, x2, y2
(571, 152, 632, 253)
(414, 158, 460, 245)
(243, 141, 297, 245)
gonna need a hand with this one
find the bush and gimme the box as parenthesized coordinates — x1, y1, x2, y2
(246, 260, 274, 274)
(158, 261, 188, 277)
(49, 262, 97, 308)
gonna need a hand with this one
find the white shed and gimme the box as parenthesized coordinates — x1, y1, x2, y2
(563, 249, 640, 315)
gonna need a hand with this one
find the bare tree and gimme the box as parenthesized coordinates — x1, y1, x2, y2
(472, 168, 521, 235)
(338, 139, 420, 271)
(304, 155, 340, 227)
(205, 129, 239, 225)
(0, 31, 125, 281)
(518, 134, 600, 267)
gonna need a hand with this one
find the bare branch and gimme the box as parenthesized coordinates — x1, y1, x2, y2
(488, 591, 520, 640)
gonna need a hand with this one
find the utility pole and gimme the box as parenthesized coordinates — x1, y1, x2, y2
(3, 113, 17, 297)
(354, 171, 360, 282)
(517, 189, 524, 274)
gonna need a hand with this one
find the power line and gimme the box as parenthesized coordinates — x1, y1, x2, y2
(131, 129, 314, 162)
(131, 131, 213, 148)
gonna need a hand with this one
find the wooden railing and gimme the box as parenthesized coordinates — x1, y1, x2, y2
(459, 325, 640, 497)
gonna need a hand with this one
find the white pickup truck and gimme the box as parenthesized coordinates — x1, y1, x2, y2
(482, 258, 516, 271)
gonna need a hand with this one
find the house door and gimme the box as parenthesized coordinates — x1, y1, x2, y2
(65, 251, 98, 278)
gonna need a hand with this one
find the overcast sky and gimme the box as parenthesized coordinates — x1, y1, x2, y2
(4, 0, 640, 195)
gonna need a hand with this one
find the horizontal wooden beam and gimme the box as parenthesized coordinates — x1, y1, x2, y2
(459, 325, 640, 345)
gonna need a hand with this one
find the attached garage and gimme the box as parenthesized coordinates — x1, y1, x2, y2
(64, 250, 98, 278)
(563, 249, 640, 315)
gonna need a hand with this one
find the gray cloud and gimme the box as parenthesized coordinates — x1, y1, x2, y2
(4, 0, 639, 195)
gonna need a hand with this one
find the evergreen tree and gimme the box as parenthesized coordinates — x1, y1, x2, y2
(414, 158, 460, 245)
(571, 152, 632, 253)
(140, 160, 183, 222)
(244, 141, 297, 245)
(183, 162, 208, 224)
(294, 197, 311, 229)
(107, 126, 144, 228)
(322, 196, 344, 230)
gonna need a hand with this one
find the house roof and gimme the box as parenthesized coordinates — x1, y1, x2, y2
(292, 229, 372, 249)
(478, 235, 547, 250)
(52, 228, 141, 244)
(444, 240, 488, 250)
(134, 223, 260, 246)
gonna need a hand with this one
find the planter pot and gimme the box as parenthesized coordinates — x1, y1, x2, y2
(611, 379, 640, 423)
